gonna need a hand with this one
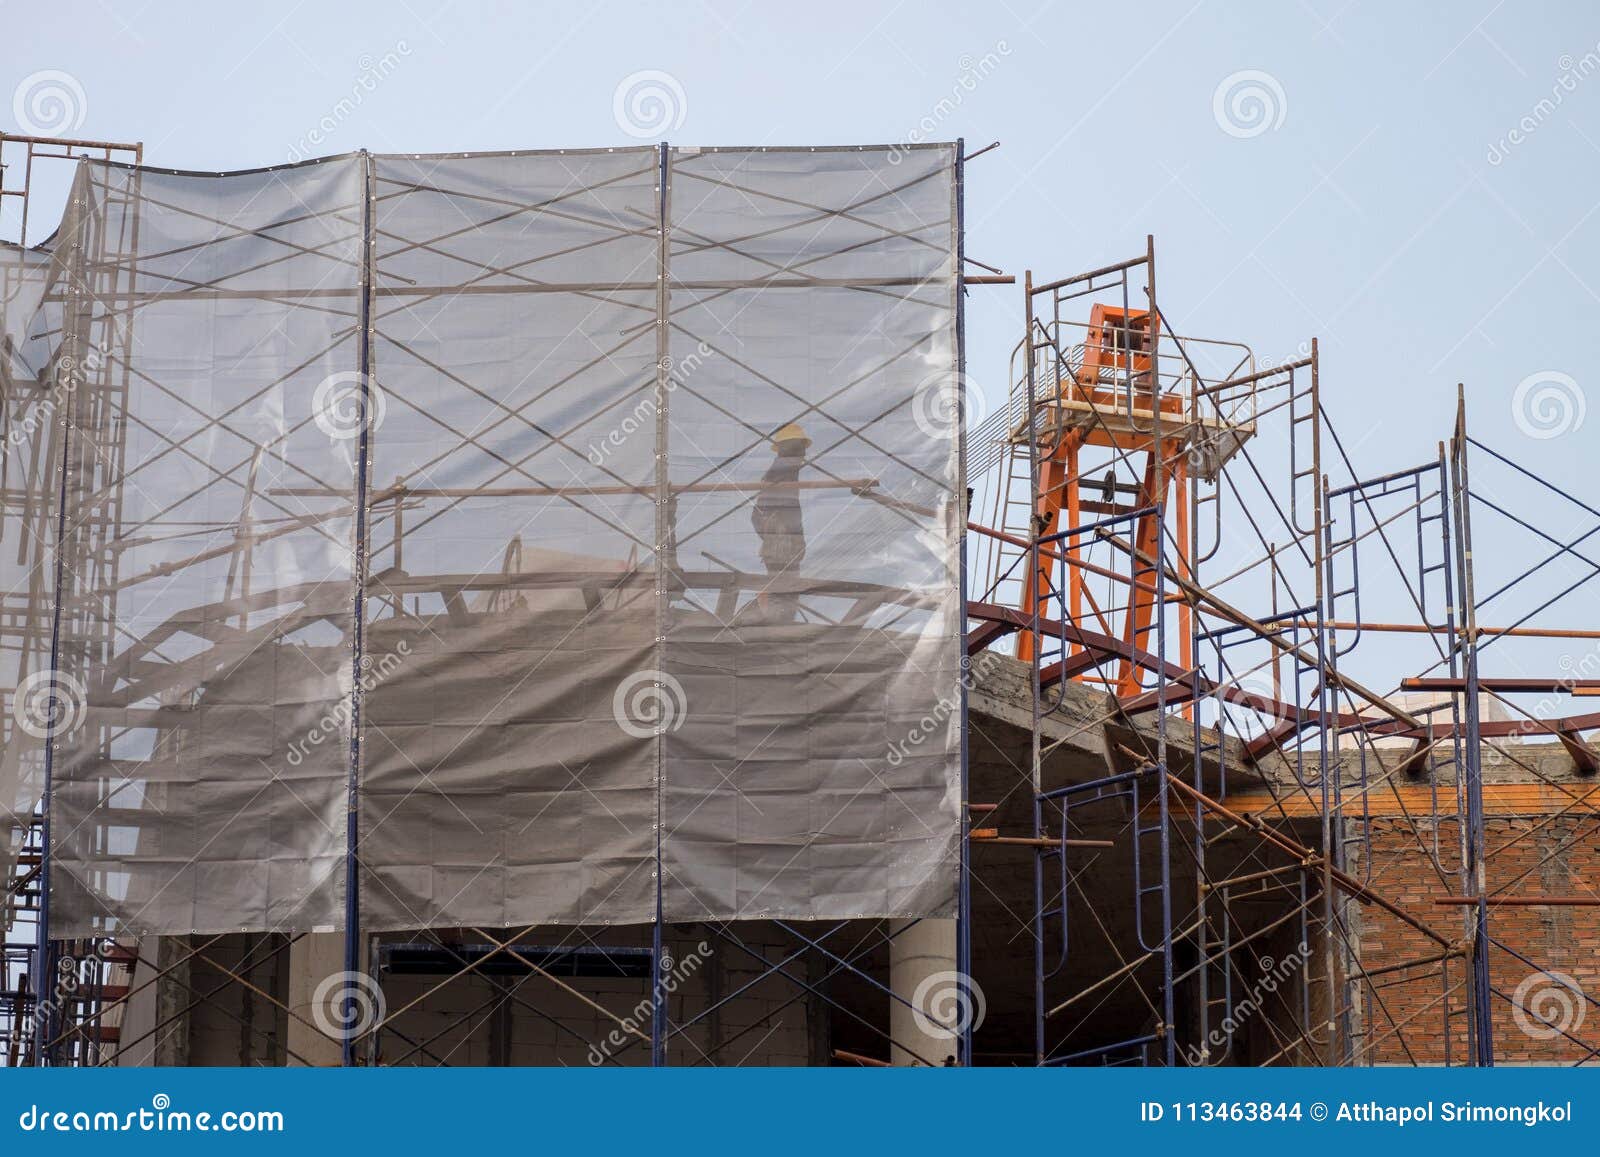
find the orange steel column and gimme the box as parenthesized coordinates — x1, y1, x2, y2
(1017, 430, 1081, 663)
(1116, 454, 1171, 695)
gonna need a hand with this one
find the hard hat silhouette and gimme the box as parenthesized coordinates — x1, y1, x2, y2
(771, 422, 812, 451)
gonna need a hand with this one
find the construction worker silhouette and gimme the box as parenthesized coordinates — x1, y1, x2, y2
(751, 421, 810, 622)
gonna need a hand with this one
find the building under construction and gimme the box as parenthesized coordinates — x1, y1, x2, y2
(1, 130, 1597, 1068)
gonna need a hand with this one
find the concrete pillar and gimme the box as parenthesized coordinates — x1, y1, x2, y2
(151, 937, 192, 1067)
(888, 918, 958, 1066)
(285, 932, 344, 1066)
(114, 936, 169, 1066)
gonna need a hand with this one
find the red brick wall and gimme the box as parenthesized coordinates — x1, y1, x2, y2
(1357, 815, 1600, 1064)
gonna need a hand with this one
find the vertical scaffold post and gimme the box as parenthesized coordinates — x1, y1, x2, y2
(1144, 236, 1176, 1068)
(1023, 269, 1045, 1065)
(1310, 339, 1340, 1066)
(35, 163, 94, 1066)
(344, 149, 377, 1067)
(650, 140, 672, 1068)
(1154, 520, 1175, 1067)
(1449, 386, 1493, 1066)
(1436, 437, 1466, 1069)
(954, 139, 974, 1067)
(1316, 471, 1340, 1064)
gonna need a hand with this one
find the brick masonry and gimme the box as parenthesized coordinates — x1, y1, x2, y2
(1353, 812, 1600, 1065)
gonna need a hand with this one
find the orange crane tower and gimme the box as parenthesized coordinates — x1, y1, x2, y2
(1016, 301, 1194, 697)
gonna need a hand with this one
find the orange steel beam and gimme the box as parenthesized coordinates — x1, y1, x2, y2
(1317, 620, 1600, 642)
(1220, 782, 1600, 819)
(1403, 677, 1600, 694)
(1434, 896, 1600, 907)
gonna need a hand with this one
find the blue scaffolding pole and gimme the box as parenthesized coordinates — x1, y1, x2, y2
(1449, 388, 1494, 1067)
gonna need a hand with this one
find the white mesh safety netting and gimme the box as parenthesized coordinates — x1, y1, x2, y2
(0, 144, 964, 937)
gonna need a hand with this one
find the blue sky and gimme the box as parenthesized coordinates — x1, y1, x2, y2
(6, 0, 1598, 673)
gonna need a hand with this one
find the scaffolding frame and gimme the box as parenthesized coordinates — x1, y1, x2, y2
(4, 139, 982, 1069)
(6, 139, 1600, 1068)
(963, 241, 1600, 1066)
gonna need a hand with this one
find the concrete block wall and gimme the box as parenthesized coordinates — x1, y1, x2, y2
(121, 925, 821, 1066)
(374, 926, 817, 1067)
(185, 935, 288, 1066)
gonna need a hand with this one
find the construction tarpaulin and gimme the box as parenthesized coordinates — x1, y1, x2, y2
(0, 234, 60, 896)
(3, 144, 964, 938)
